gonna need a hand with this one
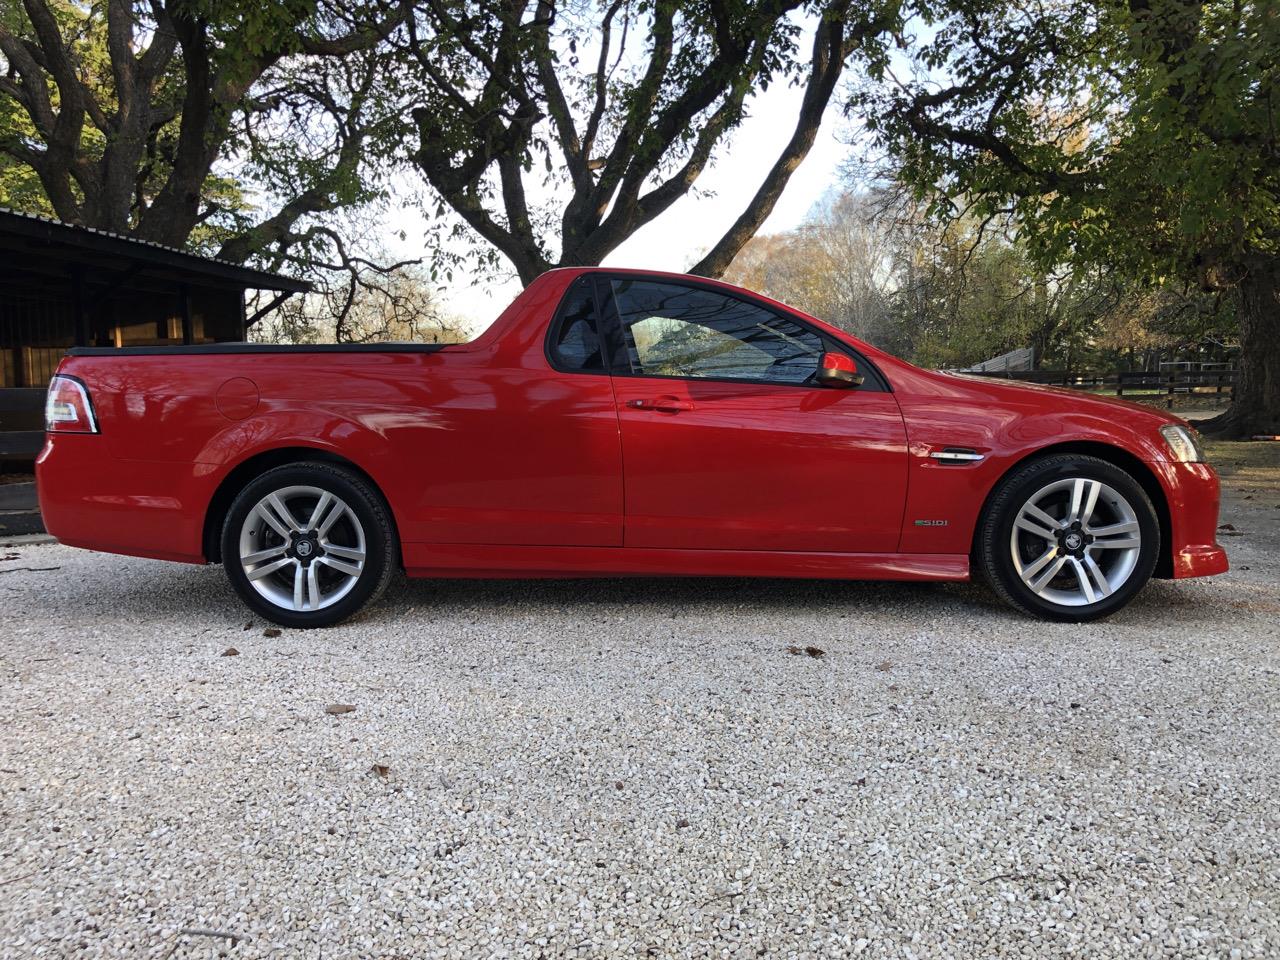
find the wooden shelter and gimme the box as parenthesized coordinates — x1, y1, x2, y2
(0, 208, 308, 461)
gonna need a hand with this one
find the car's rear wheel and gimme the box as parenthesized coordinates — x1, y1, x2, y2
(977, 454, 1160, 621)
(221, 462, 396, 628)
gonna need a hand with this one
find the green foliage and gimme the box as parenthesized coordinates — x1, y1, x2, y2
(726, 190, 1234, 372)
(854, 0, 1279, 287)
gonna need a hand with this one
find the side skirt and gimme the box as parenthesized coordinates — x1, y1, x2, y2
(403, 543, 970, 582)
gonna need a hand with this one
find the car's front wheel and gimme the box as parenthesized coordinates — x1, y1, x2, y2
(221, 462, 397, 628)
(977, 454, 1160, 621)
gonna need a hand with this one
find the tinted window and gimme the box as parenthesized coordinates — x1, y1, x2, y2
(611, 280, 823, 384)
(549, 278, 605, 372)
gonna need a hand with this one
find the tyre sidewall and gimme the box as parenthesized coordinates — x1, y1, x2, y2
(221, 464, 392, 628)
(985, 456, 1160, 622)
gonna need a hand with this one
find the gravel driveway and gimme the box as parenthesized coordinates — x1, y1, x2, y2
(2, 445, 1278, 959)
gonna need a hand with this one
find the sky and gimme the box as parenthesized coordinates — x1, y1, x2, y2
(385, 71, 853, 331)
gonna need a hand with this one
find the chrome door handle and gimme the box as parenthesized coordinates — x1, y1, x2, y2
(628, 397, 695, 413)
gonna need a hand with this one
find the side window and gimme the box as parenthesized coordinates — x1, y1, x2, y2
(548, 277, 606, 372)
(610, 280, 823, 384)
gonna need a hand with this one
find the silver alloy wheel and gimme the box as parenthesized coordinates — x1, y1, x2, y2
(1009, 477, 1142, 607)
(238, 485, 367, 612)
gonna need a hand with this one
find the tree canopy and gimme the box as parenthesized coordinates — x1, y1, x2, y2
(402, 0, 904, 284)
(2, 0, 908, 297)
(852, 0, 1280, 436)
(0, 0, 419, 331)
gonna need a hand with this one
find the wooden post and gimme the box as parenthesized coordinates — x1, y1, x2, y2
(70, 265, 89, 347)
(179, 283, 193, 345)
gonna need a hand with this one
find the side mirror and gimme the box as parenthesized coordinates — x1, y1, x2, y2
(815, 352, 864, 389)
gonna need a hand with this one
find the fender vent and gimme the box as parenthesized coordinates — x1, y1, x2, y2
(929, 448, 984, 464)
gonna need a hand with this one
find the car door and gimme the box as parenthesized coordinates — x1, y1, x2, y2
(601, 276, 909, 554)
(397, 273, 624, 547)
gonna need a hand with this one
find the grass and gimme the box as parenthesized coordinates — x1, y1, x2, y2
(1203, 440, 1280, 497)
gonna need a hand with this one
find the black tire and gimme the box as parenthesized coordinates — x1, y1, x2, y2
(221, 461, 397, 628)
(976, 454, 1161, 622)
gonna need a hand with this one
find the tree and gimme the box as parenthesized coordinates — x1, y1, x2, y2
(851, 0, 1280, 436)
(0, 0, 409, 275)
(725, 191, 897, 344)
(402, 0, 903, 285)
(253, 262, 466, 345)
(727, 190, 1124, 369)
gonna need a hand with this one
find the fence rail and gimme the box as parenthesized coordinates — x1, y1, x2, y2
(970, 369, 1235, 402)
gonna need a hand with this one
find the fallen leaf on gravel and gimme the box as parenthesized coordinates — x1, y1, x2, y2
(875, 660, 893, 672)
(263, 628, 281, 638)
(220, 647, 239, 657)
(676, 817, 690, 829)
(325, 703, 357, 715)
(614, 780, 624, 790)
(787, 645, 825, 658)
(371, 763, 391, 778)
(242, 621, 253, 631)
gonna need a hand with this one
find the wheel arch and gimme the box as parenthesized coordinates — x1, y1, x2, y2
(974, 440, 1174, 579)
(202, 446, 403, 566)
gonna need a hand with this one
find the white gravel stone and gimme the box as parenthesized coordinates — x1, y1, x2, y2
(0, 480, 1277, 959)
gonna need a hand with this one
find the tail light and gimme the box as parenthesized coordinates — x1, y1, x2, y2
(45, 375, 99, 434)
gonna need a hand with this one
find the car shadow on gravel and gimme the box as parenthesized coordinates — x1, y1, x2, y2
(389, 574, 1008, 619)
(383, 571, 1235, 630)
(26, 548, 1235, 630)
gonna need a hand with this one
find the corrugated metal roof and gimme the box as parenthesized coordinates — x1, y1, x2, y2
(0, 206, 311, 292)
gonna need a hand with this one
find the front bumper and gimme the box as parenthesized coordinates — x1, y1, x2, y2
(1150, 459, 1228, 579)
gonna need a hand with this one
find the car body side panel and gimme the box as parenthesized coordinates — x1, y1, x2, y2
(610, 377, 908, 552)
(873, 363, 1226, 573)
(40, 270, 628, 556)
(36, 434, 211, 562)
(401, 541, 968, 581)
(35, 265, 1226, 586)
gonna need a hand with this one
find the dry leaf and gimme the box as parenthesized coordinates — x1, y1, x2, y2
(325, 703, 356, 715)
(371, 763, 391, 778)
(875, 660, 893, 672)
(263, 628, 281, 638)
(220, 647, 239, 657)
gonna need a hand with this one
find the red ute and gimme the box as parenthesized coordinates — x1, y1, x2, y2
(37, 268, 1227, 627)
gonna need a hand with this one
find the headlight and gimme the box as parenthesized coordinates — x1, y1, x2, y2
(1159, 424, 1205, 463)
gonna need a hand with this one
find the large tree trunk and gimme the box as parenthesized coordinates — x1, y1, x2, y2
(1202, 255, 1280, 439)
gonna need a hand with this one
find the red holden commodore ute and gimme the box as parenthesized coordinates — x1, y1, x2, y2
(37, 268, 1227, 627)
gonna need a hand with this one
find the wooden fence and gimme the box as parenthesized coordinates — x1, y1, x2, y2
(0, 387, 45, 460)
(971, 369, 1235, 403)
